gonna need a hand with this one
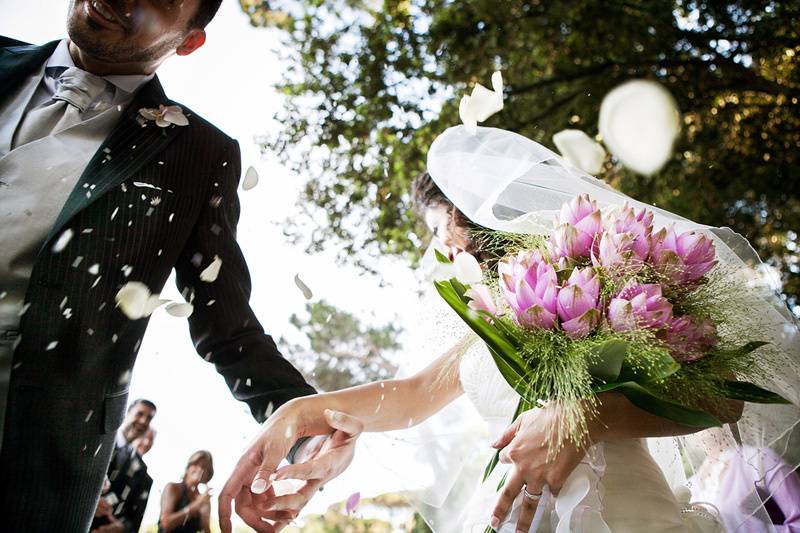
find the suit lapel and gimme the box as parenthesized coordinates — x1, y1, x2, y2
(45, 76, 186, 245)
(0, 41, 59, 99)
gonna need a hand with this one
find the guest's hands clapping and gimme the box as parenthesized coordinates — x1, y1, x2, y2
(489, 406, 590, 533)
(219, 404, 363, 533)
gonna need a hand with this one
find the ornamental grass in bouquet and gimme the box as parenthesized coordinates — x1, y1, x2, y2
(434, 193, 789, 480)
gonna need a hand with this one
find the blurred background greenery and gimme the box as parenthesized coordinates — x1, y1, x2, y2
(238, 0, 799, 315)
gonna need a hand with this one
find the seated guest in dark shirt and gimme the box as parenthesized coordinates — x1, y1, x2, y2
(158, 450, 213, 533)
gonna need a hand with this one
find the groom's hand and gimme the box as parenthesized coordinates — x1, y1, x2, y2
(218, 407, 362, 533)
(261, 410, 363, 529)
(218, 406, 300, 533)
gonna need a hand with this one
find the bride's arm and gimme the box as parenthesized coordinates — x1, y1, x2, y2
(589, 390, 743, 441)
(280, 334, 470, 435)
(219, 336, 470, 532)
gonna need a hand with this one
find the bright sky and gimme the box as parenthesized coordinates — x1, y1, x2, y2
(1, 1, 422, 529)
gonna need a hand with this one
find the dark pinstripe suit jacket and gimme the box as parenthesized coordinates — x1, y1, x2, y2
(0, 38, 316, 532)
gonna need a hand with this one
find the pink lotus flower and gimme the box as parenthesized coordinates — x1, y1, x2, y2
(499, 252, 559, 330)
(590, 229, 642, 272)
(465, 284, 497, 316)
(661, 315, 719, 362)
(557, 267, 601, 338)
(607, 281, 673, 331)
(548, 194, 602, 259)
(650, 226, 716, 284)
(609, 203, 654, 261)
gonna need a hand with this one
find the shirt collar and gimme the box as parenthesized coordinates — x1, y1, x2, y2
(115, 430, 130, 450)
(46, 39, 154, 95)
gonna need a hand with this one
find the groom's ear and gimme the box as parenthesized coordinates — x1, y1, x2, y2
(176, 29, 206, 57)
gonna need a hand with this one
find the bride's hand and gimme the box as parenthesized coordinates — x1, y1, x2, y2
(489, 406, 588, 533)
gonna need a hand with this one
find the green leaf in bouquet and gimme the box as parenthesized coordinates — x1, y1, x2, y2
(618, 349, 680, 384)
(487, 344, 534, 398)
(709, 341, 770, 359)
(449, 278, 469, 300)
(434, 280, 517, 357)
(614, 382, 722, 428)
(434, 249, 452, 264)
(586, 340, 628, 383)
(720, 380, 791, 404)
(483, 397, 532, 482)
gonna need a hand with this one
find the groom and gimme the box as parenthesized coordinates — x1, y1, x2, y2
(0, 1, 354, 530)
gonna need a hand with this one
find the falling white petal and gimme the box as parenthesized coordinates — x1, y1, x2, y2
(166, 302, 194, 318)
(459, 95, 478, 135)
(200, 255, 222, 283)
(599, 80, 681, 175)
(52, 229, 74, 253)
(453, 252, 483, 284)
(553, 129, 607, 175)
(144, 295, 169, 316)
(459, 71, 504, 135)
(115, 282, 152, 319)
(294, 274, 313, 300)
(242, 166, 259, 191)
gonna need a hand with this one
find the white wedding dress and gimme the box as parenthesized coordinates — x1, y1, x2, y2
(456, 336, 714, 533)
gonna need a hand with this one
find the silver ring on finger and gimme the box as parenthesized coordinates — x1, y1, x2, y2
(523, 485, 542, 501)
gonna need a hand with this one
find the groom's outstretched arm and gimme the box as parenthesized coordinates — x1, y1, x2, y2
(174, 136, 316, 422)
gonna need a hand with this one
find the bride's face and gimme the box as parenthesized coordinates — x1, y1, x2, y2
(425, 205, 470, 261)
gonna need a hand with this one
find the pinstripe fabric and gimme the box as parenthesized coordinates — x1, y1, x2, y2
(0, 38, 316, 532)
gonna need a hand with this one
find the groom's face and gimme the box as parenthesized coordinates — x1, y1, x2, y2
(67, 0, 203, 66)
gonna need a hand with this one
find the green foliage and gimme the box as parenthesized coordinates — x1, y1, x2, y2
(282, 300, 401, 391)
(241, 0, 799, 311)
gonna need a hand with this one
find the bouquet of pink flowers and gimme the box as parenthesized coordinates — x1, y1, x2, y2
(435, 194, 788, 479)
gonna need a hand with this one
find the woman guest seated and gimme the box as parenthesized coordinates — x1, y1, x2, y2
(158, 451, 214, 533)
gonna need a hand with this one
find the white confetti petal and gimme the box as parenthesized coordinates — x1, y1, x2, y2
(46, 341, 58, 351)
(88, 263, 100, 275)
(242, 166, 259, 191)
(553, 129, 607, 175)
(165, 302, 194, 318)
(294, 274, 313, 300)
(200, 255, 222, 283)
(599, 79, 681, 175)
(453, 252, 483, 284)
(144, 295, 169, 315)
(115, 282, 155, 320)
(459, 70, 504, 134)
(52, 229, 74, 253)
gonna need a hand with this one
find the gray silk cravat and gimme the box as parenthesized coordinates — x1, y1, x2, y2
(12, 67, 108, 149)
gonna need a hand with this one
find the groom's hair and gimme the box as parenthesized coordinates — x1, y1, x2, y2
(188, 0, 224, 29)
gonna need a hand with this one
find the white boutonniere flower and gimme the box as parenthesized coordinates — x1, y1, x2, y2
(459, 71, 504, 135)
(138, 104, 189, 128)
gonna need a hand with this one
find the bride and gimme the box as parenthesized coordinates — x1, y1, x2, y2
(220, 125, 800, 533)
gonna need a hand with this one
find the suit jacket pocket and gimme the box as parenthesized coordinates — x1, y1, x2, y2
(103, 389, 129, 434)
